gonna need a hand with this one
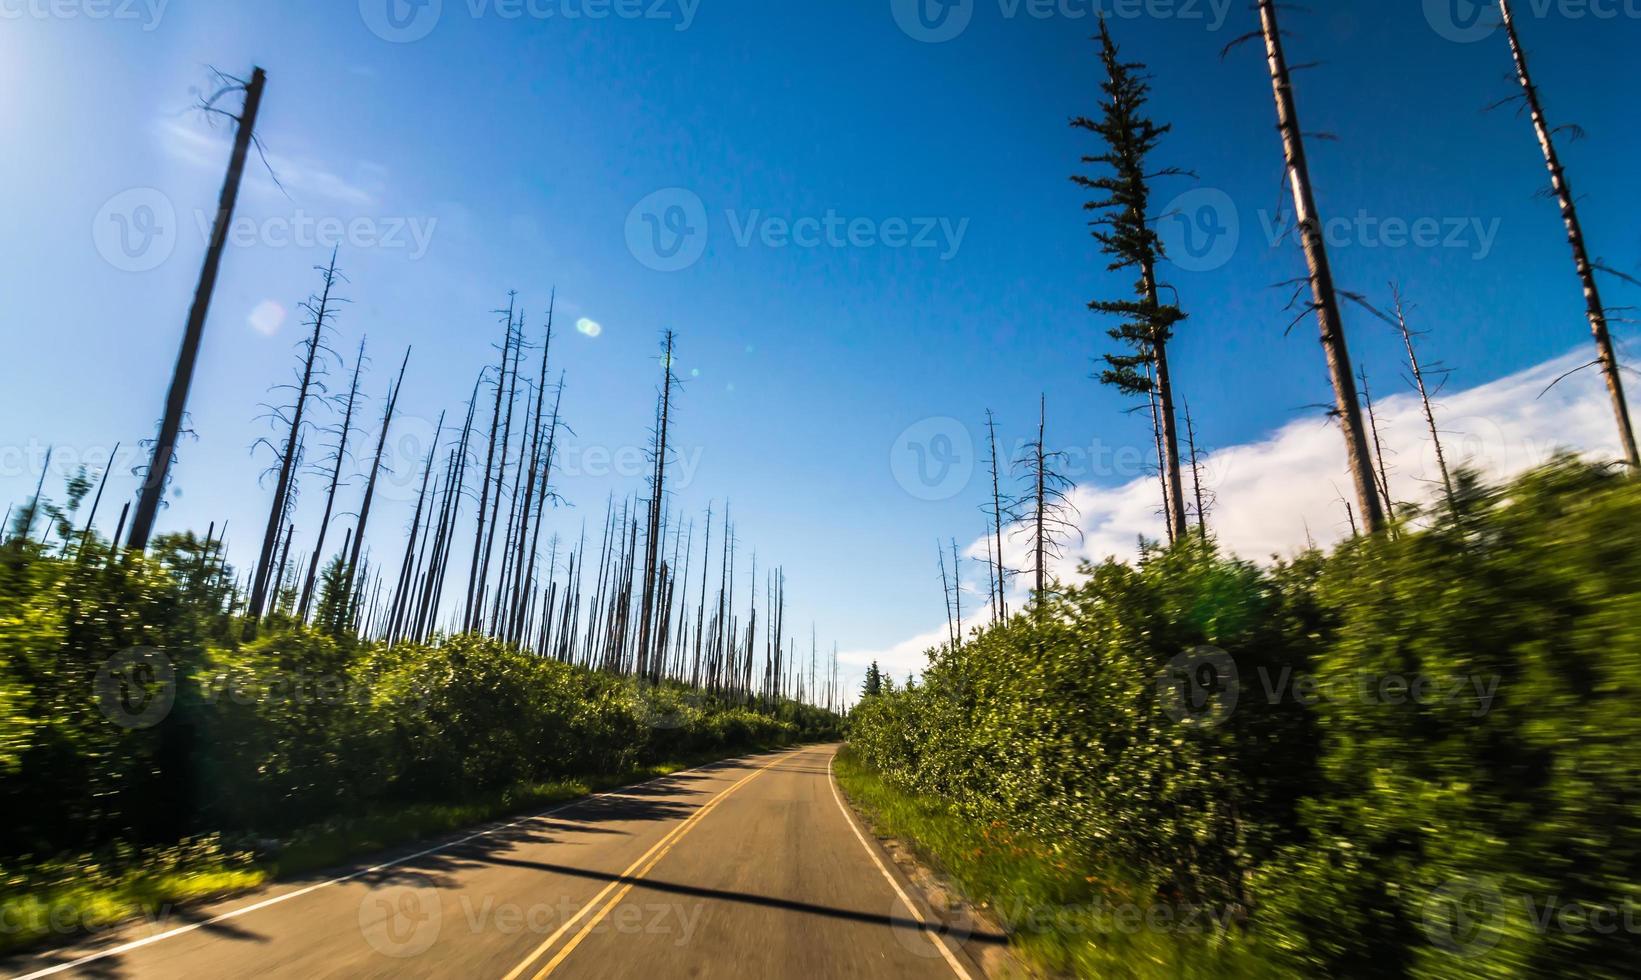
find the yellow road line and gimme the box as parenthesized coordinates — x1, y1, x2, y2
(827, 751, 974, 980)
(501, 748, 800, 980)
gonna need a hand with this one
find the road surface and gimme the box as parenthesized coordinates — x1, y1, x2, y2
(3, 745, 992, 979)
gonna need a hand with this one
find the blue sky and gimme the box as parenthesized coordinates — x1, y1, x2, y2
(2, 0, 1638, 693)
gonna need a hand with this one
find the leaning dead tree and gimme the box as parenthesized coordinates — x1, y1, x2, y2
(1233, 1, 1385, 531)
(1491, 0, 1637, 469)
(1075, 18, 1190, 543)
(128, 67, 267, 553)
(248, 249, 343, 623)
(1011, 396, 1080, 604)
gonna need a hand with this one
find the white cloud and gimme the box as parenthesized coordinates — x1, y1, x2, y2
(853, 348, 1625, 682)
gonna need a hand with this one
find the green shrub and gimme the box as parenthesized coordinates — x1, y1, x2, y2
(849, 460, 1641, 979)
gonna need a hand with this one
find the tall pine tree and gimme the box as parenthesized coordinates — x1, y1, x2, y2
(1073, 19, 1190, 542)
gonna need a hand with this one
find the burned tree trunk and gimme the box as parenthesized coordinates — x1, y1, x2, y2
(1255, 0, 1385, 531)
(1495, 0, 1638, 469)
(339, 348, 410, 632)
(1392, 288, 1460, 520)
(299, 336, 364, 621)
(249, 250, 343, 623)
(636, 331, 677, 680)
(465, 296, 516, 632)
(128, 67, 267, 553)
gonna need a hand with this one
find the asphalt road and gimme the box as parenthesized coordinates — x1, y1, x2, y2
(3, 744, 987, 979)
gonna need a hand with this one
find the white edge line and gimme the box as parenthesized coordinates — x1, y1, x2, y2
(826, 750, 975, 980)
(6, 753, 764, 980)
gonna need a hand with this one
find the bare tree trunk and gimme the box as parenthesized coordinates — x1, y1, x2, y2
(1393, 288, 1460, 519)
(129, 67, 267, 554)
(340, 348, 410, 631)
(299, 338, 365, 621)
(1183, 398, 1208, 542)
(1496, 0, 1637, 468)
(388, 411, 443, 643)
(1256, 0, 1384, 531)
(476, 310, 524, 633)
(507, 302, 555, 645)
(1141, 270, 1189, 540)
(421, 376, 481, 642)
(1145, 363, 1174, 542)
(78, 442, 120, 556)
(985, 410, 1008, 623)
(465, 296, 515, 631)
(637, 331, 677, 680)
(249, 249, 341, 623)
(939, 543, 956, 652)
(1359, 367, 1395, 514)
(1034, 398, 1047, 600)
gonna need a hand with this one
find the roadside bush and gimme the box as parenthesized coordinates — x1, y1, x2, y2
(849, 460, 1641, 978)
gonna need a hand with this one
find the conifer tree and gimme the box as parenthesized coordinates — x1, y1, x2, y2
(1073, 19, 1189, 541)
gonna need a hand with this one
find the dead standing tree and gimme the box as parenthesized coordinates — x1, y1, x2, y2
(1182, 397, 1211, 542)
(1074, 19, 1190, 542)
(1012, 396, 1081, 604)
(338, 348, 410, 632)
(983, 410, 1009, 623)
(128, 67, 267, 553)
(298, 337, 366, 621)
(1391, 286, 1460, 519)
(248, 249, 344, 623)
(636, 330, 679, 681)
(1230, 1, 1385, 531)
(465, 295, 517, 632)
(1491, 0, 1638, 469)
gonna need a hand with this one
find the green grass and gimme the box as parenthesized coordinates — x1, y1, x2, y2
(0, 743, 794, 957)
(832, 746, 1281, 979)
(0, 839, 265, 956)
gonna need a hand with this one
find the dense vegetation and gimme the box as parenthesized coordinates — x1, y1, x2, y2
(847, 460, 1641, 979)
(0, 529, 837, 949)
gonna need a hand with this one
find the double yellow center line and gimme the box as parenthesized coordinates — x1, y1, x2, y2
(501, 749, 799, 980)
